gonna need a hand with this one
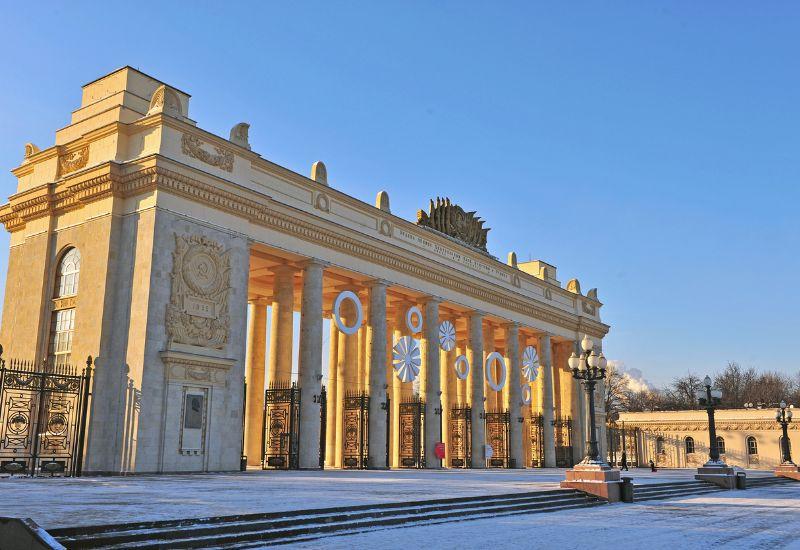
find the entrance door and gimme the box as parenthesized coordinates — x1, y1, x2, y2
(342, 391, 369, 469)
(262, 382, 300, 469)
(529, 414, 544, 467)
(485, 410, 510, 468)
(448, 404, 471, 468)
(399, 397, 424, 468)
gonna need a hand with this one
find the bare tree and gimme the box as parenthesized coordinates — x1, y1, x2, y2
(603, 363, 628, 418)
(666, 372, 704, 409)
(714, 362, 757, 408)
(746, 371, 793, 406)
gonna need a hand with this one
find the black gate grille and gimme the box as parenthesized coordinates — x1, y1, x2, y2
(448, 404, 471, 468)
(318, 386, 326, 468)
(262, 382, 300, 470)
(343, 391, 368, 469)
(553, 415, 574, 468)
(529, 413, 544, 467)
(0, 353, 92, 476)
(485, 410, 509, 468)
(399, 397, 424, 468)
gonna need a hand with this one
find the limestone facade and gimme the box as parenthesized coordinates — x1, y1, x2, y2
(0, 67, 609, 474)
(618, 408, 798, 470)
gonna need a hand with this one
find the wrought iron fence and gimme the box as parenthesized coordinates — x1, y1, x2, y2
(343, 391, 369, 469)
(318, 386, 327, 468)
(0, 350, 92, 477)
(448, 403, 471, 468)
(262, 381, 300, 470)
(529, 413, 544, 467)
(553, 415, 574, 468)
(485, 410, 510, 468)
(399, 397, 424, 468)
(607, 424, 640, 468)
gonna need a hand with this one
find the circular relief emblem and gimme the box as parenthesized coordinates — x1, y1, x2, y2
(8, 412, 28, 434)
(183, 248, 221, 295)
(47, 413, 68, 435)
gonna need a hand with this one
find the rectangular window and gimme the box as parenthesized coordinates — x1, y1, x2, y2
(48, 308, 76, 367)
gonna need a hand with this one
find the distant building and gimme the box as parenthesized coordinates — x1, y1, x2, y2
(617, 407, 797, 470)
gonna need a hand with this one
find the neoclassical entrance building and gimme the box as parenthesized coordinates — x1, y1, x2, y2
(0, 68, 609, 475)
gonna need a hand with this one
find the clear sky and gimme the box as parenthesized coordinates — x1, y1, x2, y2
(0, 2, 798, 387)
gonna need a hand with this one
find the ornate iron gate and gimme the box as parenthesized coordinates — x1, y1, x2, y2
(399, 397, 424, 468)
(0, 353, 92, 476)
(485, 410, 510, 468)
(342, 391, 368, 469)
(608, 424, 639, 468)
(318, 386, 326, 468)
(448, 404, 471, 468)
(262, 382, 300, 470)
(553, 416, 574, 468)
(529, 413, 544, 467)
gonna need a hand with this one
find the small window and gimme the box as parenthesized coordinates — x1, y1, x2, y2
(685, 436, 695, 454)
(716, 436, 726, 455)
(656, 436, 665, 454)
(747, 436, 758, 455)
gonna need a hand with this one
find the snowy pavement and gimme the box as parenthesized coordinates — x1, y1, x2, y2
(295, 483, 800, 550)
(0, 467, 777, 529)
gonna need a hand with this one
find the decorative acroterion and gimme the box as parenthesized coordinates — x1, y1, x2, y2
(485, 352, 507, 392)
(406, 306, 423, 334)
(393, 336, 421, 383)
(333, 291, 363, 336)
(438, 320, 456, 351)
(416, 197, 490, 252)
(453, 354, 470, 380)
(522, 345, 540, 382)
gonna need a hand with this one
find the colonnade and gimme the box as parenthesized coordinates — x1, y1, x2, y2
(244, 256, 595, 470)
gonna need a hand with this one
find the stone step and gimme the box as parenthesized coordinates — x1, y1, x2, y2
(634, 486, 725, 502)
(52, 489, 602, 549)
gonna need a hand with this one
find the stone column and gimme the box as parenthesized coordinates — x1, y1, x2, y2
(268, 266, 295, 385)
(538, 333, 557, 468)
(506, 323, 524, 468)
(367, 281, 388, 469)
(297, 260, 326, 469)
(244, 300, 268, 466)
(334, 300, 360, 467)
(440, 346, 452, 466)
(468, 311, 485, 468)
(325, 318, 339, 467)
(422, 298, 441, 468)
(387, 316, 398, 468)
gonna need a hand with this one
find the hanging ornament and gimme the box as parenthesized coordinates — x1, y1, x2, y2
(521, 384, 532, 405)
(485, 352, 507, 392)
(522, 345, 540, 382)
(438, 320, 456, 351)
(333, 291, 363, 336)
(406, 306, 423, 334)
(393, 336, 421, 383)
(453, 354, 470, 380)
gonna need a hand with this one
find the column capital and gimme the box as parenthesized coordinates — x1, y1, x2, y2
(366, 278, 391, 288)
(249, 297, 270, 306)
(421, 295, 442, 305)
(469, 309, 486, 319)
(503, 321, 521, 329)
(297, 258, 330, 270)
(271, 264, 298, 277)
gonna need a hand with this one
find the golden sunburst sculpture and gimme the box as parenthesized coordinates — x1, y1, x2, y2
(417, 197, 490, 252)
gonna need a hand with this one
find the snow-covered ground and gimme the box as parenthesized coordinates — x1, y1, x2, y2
(296, 483, 800, 550)
(0, 467, 777, 529)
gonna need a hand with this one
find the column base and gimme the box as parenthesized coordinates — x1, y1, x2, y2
(695, 464, 736, 489)
(560, 462, 621, 502)
(775, 463, 800, 481)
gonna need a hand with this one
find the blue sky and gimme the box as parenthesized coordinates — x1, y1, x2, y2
(0, 2, 798, 387)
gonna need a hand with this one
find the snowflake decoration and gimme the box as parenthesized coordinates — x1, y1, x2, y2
(393, 336, 421, 383)
(438, 320, 456, 351)
(522, 345, 540, 382)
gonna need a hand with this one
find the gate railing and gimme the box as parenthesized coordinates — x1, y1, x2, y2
(343, 391, 369, 469)
(262, 381, 300, 470)
(529, 413, 544, 467)
(399, 397, 424, 468)
(0, 349, 92, 477)
(448, 404, 471, 468)
(553, 415, 574, 468)
(485, 410, 510, 468)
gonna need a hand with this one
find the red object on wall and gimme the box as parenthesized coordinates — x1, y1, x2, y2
(434, 442, 445, 460)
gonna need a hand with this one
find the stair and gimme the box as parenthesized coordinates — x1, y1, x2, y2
(49, 488, 604, 548)
(633, 475, 796, 502)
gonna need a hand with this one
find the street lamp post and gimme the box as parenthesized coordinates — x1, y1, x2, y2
(776, 401, 794, 465)
(700, 375, 723, 466)
(568, 335, 608, 465)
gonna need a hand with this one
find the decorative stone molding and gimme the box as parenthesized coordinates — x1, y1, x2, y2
(147, 85, 186, 119)
(311, 161, 328, 185)
(52, 296, 77, 311)
(229, 123, 251, 150)
(181, 134, 233, 172)
(0, 165, 610, 338)
(58, 146, 89, 176)
(376, 191, 390, 212)
(314, 192, 330, 213)
(166, 233, 232, 349)
(417, 196, 489, 252)
(581, 300, 596, 315)
(23, 143, 40, 162)
(161, 350, 234, 388)
(566, 278, 581, 295)
(379, 219, 392, 237)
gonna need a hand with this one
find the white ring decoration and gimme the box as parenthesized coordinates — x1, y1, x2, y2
(521, 384, 532, 405)
(406, 306, 423, 334)
(393, 336, 421, 383)
(485, 352, 507, 392)
(333, 290, 363, 336)
(453, 354, 470, 380)
(438, 320, 456, 351)
(522, 345, 540, 382)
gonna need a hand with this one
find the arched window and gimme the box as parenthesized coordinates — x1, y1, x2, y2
(48, 248, 81, 367)
(685, 437, 695, 454)
(656, 436, 665, 454)
(716, 436, 726, 455)
(747, 436, 758, 455)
